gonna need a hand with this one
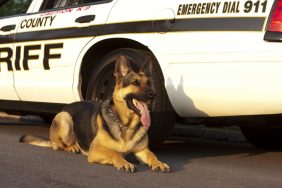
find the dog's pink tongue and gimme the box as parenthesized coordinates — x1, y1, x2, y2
(135, 100, 151, 129)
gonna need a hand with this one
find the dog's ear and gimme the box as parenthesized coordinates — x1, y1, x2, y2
(140, 56, 153, 76)
(114, 55, 132, 78)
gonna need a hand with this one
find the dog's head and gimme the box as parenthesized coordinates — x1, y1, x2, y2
(113, 55, 155, 128)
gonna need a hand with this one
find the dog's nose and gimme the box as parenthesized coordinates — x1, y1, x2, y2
(146, 89, 156, 99)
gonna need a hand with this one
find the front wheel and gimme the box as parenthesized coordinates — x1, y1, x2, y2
(85, 48, 175, 146)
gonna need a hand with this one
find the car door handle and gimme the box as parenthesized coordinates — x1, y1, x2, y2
(75, 15, 96, 23)
(1, 24, 16, 32)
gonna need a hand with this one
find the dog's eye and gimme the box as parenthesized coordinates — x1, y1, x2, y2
(132, 80, 140, 86)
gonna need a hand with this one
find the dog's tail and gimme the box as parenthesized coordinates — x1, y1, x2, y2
(19, 135, 53, 147)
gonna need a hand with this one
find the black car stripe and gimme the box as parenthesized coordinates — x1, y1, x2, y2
(0, 17, 265, 44)
(15, 25, 102, 43)
(172, 17, 266, 31)
(0, 34, 15, 44)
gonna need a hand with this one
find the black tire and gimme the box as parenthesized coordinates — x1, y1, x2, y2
(240, 125, 282, 150)
(85, 48, 175, 147)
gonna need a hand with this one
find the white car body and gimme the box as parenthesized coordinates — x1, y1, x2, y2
(0, 0, 281, 118)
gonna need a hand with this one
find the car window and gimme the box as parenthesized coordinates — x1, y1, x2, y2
(82, 0, 103, 3)
(0, 0, 33, 18)
(40, 0, 79, 10)
(40, 0, 107, 11)
(54, 0, 80, 8)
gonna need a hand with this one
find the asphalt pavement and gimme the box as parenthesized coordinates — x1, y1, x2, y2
(1, 115, 282, 188)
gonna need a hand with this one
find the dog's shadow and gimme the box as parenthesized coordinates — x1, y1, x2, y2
(125, 137, 268, 173)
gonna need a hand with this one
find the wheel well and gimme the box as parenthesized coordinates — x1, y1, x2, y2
(80, 38, 148, 99)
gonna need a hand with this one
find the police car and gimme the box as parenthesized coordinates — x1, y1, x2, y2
(0, 0, 282, 148)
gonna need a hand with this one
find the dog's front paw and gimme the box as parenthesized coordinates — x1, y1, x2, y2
(150, 162, 170, 173)
(116, 161, 137, 173)
(66, 145, 80, 154)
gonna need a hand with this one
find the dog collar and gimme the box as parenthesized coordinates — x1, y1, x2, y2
(101, 100, 127, 140)
(107, 107, 127, 130)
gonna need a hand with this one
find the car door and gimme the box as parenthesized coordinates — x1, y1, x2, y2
(156, 0, 279, 117)
(13, 0, 115, 103)
(0, 0, 33, 100)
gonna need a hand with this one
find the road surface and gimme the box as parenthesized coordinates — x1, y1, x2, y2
(0, 119, 282, 188)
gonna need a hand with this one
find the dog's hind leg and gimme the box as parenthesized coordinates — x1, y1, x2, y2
(50, 112, 80, 153)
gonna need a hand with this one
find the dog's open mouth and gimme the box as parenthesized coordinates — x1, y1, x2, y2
(126, 98, 151, 128)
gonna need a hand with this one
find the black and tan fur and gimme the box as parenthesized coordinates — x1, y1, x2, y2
(20, 55, 170, 173)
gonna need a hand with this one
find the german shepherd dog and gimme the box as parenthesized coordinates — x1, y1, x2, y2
(20, 55, 170, 173)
